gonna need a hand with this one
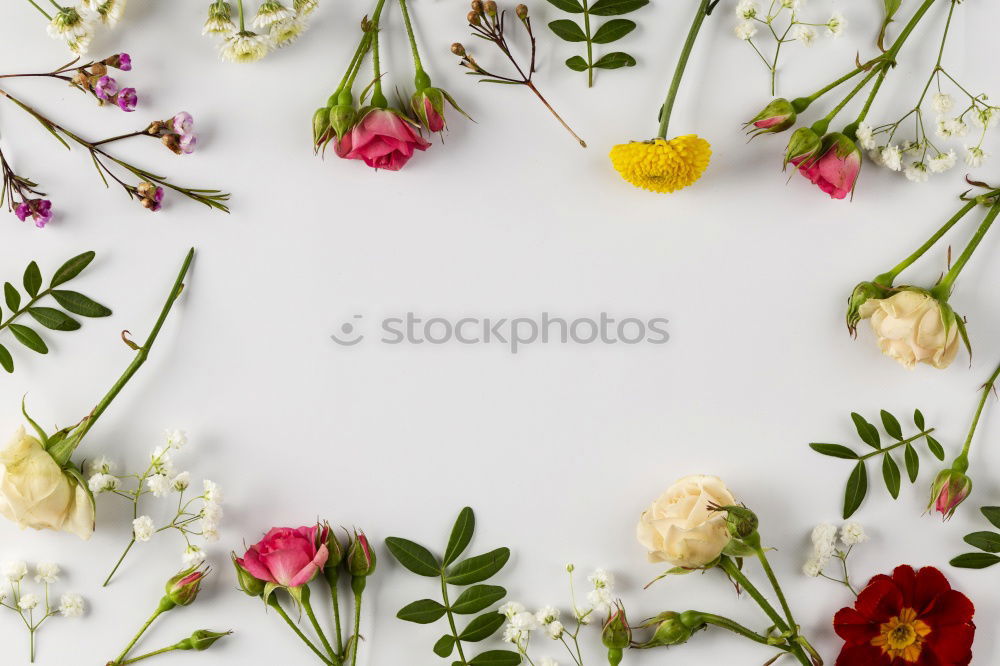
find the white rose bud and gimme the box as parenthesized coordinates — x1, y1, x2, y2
(0, 427, 95, 540)
(636, 474, 735, 568)
(858, 290, 961, 369)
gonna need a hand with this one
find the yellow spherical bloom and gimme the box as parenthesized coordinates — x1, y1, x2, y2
(609, 135, 712, 194)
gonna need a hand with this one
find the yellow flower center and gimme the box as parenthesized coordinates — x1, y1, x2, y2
(609, 135, 712, 194)
(870, 608, 931, 663)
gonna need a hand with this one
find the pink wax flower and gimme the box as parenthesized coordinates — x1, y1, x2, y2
(115, 87, 138, 112)
(792, 132, 861, 200)
(341, 109, 430, 171)
(179, 134, 197, 154)
(172, 112, 194, 134)
(105, 53, 132, 71)
(14, 199, 53, 228)
(236, 524, 330, 589)
(95, 75, 119, 101)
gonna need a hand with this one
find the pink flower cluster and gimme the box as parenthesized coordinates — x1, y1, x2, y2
(14, 198, 53, 228)
(88, 54, 137, 112)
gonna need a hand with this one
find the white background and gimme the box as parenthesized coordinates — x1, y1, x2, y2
(2, 1, 999, 665)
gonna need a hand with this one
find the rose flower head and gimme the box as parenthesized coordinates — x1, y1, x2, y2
(236, 523, 330, 590)
(339, 108, 431, 171)
(793, 132, 861, 200)
(857, 289, 962, 370)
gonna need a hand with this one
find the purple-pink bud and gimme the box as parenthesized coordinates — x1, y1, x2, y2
(105, 53, 132, 71)
(179, 134, 197, 154)
(95, 75, 119, 101)
(164, 567, 207, 608)
(116, 88, 138, 112)
(172, 112, 194, 134)
(14, 199, 52, 228)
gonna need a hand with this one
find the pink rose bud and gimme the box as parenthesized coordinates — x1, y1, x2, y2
(411, 87, 446, 133)
(928, 468, 973, 520)
(341, 109, 430, 171)
(236, 524, 330, 589)
(164, 567, 207, 608)
(313, 106, 332, 148)
(745, 98, 796, 136)
(783, 126, 823, 170)
(602, 601, 631, 666)
(793, 132, 861, 200)
(321, 521, 345, 581)
(174, 629, 231, 651)
(347, 530, 376, 578)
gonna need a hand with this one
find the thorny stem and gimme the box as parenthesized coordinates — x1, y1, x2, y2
(754, 546, 797, 637)
(818, 67, 881, 128)
(880, 198, 981, 284)
(658, 0, 714, 139)
(396, 0, 427, 84)
(956, 359, 1000, 464)
(699, 613, 774, 644)
(302, 589, 337, 663)
(350, 578, 365, 666)
(369, 0, 389, 108)
(120, 645, 181, 664)
(936, 200, 1000, 295)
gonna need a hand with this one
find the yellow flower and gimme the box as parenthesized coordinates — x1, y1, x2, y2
(609, 135, 712, 194)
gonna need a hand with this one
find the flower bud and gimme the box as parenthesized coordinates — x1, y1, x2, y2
(721, 505, 758, 541)
(72, 71, 89, 88)
(467, 10, 481, 25)
(485, 0, 498, 15)
(928, 468, 973, 520)
(329, 104, 357, 140)
(312, 107, 331, 146)
(634, 611, 699, 648)
(746, 98, 796, 136)
(470, 0, 484, 11)
(164, 567, 207, 608)
(783, 126, 823, 170)
(162, 133, 183, 155)
(232, 553, 265, 597)
(451, 43, 467, 56)
(104, 53, 132, 71)
(602, 602, 631, 666)
(90, 63, 108, 77)
(174, 630, 231, 651)
(346, 530, 376, 577)
(846, 280, 891, 335)
(516, 3, 528, 19)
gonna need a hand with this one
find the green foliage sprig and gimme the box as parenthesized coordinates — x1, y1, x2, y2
(545, 0, 648, 87)
(810, 409, 942, 518)
(386, 507, 519, 666)
(0, 251, 111, 373)
(951, 507, 1000, 569)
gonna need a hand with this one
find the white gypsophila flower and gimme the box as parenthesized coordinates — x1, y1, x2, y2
(183, 545, 206, 568)
(93, 0, 127, 25)
(826, 12, 846, 37)
(202, 525, 220, 543)
(546, 620, 565, 639)
(802, 557, 824, 577)
(856, 123, 876, 150)
(501, 624, 523, 644)
(905, 161, 930, 183)
(972, 107, 1000, 130)
(868, 147, 885, 167)
(840, 522, 868, 546)
(929, 150, 957, 173)
(146, 473, 173, 498)
(203, 480, 223, 503)
(539, 659, 559, 666)
(735, 0, 758, 19)
(780, 0, 800, 9)
(793, 24, 817, 46)
(86, 456, 116, 477)
(253, 0, 294, 29)
(132, 515, 155, 542)
(932, 93, 954, 114)
(735, 21, 757, 40)
(3, 561, 28, 582)
(150, 447, 174, 475)
(586, 587, 613, 613)
(294, 0, 319, 14)
(18, 593, 38, 610)
(0, 588, 7, 603)
(171, 471, 191, 492)
(270, 17, 308, 47)
(536, 606, 560, 625)
(34, 562, 61, 584)
(165, 429, 187, 449)
(59, 593, 85, 617)
(937, 117, 968, 139)
(511, 611, 540, 632)
(588, 569, 613, 588)
(810, 523, 838, 557)
(500, 602, 525, 619)
(220, 32, 273, 63)
(201, 501, 223, 528)
(88, 473, 119, 494)
(965, 145, 987, 167)
(577, 608, 594, 625)
(880, 145, 903, 171)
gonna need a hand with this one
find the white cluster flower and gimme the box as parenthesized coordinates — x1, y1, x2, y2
(539, 659, 559, 666)
(18, 594, 38, 611)
(150, 446, 174, 475)
(586, 569, 614, 614)
(203, 479, 223, 503)
(928, 150, 957, 173)
(147, 473, 174, 498)
(966, 145, 987, 167)
(879, 145, 903, 172)
(501, 604, 538, 646)
(779, 0, 800, 9)
(58, 593, 85, 617)
(83, 0, 127, 25)
(826, 12, 846, 37)
(804, 522, 868, 578)
(2, 561, 28, 582)
(183, 545, 206, 568)
(165, 429, 188, 449)
(735, 22, 757, 40)
(34, 562, 60, 584)
(88, 472, 119, 493)
(0, 561, 84, 655)
(936, 117, 969, 139)
(534, 606, 564, 639)
(856, 123, 877, 150)
(132, 515, 155, 542)
(839, 522, 868, 547)
(45, 7, 95, 55)
(792, 24, 816, 46)
(932, 93, 954, 114)
(87, 456, 116, 476)
(972, 107, 999, 130)
(905, 160, 930, 183)
(209, 0, 319, 62)
(500, 601, 526, 619)
(735, 0, 758, 19)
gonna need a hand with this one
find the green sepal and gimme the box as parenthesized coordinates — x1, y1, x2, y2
(21, 396, 49, 447)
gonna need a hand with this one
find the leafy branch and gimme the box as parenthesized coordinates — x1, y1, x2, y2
(0, 251, 111, 373)
(545, 0, 647, 87)
(951, 507, 1000, 569)
(810, 409, 942, 518)
(386, 507, 519, 666)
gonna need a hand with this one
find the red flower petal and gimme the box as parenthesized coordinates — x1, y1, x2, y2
(833, 607, 878, 644)
(835, 643, 885, 666)
(924, 589, 975, 627)
(913, 567, 953, 614)
(891, 565, 918, 606)
(926, 621, 975, 665)
(854, 574, 903, 620)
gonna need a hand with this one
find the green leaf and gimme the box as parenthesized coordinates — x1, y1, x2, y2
(27, 307, 80, 331)
(9, 324, 47, 354)
(592, 19, 635, 43)
(882, 454, 901, 499)
(880, 410, 903, 440)
(468, 651, 522, 666)
(589, 0, 648, 15)
(50, 251, 95, 287)
(459, 612, 506, 642)
(851, 413, 880, 449)
(981, 507, 1000, 530)
(4, 282, 20, 311)
(433, 635, 456, 658)
(950, 552, 1000, 569)
(385, 537, 441, 577)
(809, 443, 859, 459)
(592, 52, 636, 69)
(548, 19, 587, 42)
(843, 461, 868, 519)
(565, 55, 589, 72)
(884, 0, 902, 19)
(396, 599, 448, 624)
(904, 443, 919, 483)
(914, 409, 925, 430)
(51, 290, 112, 318)
(0, 344, 12, 373)
(446, 548, 511, 585)
(964, 531, 1000, 553)
(451, 585, 506, 614)
(926, 435, 945, 460)
(444, 507, 476, 566)
(23, 261, 42, 298)
(544, 0, 584, 12)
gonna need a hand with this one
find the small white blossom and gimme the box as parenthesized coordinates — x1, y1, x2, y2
(86, 456, 116, 476)
(500, 602, 525, 619)
(545, 620, 565, 639)
(780, 0, 800, 9)
(133, 515, 155, 542)
(856, 123, 877, 150)
(203, 480, 223, 503)
(826, 12, 846, 37)
(18, 593, 38, 611)
(89, 473, 119, 494)
(937, 117, 968, 139)
(734, 21, 757, 40)
(59, 593, 85, 617)
(146, 473, 173, 498)
(253, 0, 293, 29)
(793, 24, 817, 46)
(972, 107, 1000, 130)
(172, 471, 191, 492)
(840, 522, 868, 546)
(965, 145, 987, 167)
(880, 145, 903, 171)
(536, 606, 560, 625)
(929, 150, 957, 173)
(183, 545, 206, 568)
(810, 523, 838, 558)
(511, 611, 540, 632)
(294, 0, 319, 14)
(34, 562, 60, 584)
(736, 0, 758, 19)
(905, 161, 930, 182)
(502, 624, 523, 644)
(150, 447, 174, 475)
(270, 17, 308, 47)
(165, 429, 187, 449)
(539, 659, 559, 666)
(3, 561, 28, 582)
(802, 557, 824, 577)
(932, 93, 954, 114)
(220, 32, 273, 63)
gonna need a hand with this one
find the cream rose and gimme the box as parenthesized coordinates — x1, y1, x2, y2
(636, 474, 735, 568)
(0, 427, 94, 540)
(859, 290, 960, 369)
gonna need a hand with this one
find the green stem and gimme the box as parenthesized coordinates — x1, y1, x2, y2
(237, 0, 246, 31)
(48, 248, 194, 466)
(0, 288, 52, 335)
(113, 607, 166, 664)
(582, 0, 594, 88)
(440, 574, 468, 665)
(884, 0, 938, 62)
(396, 0, 428, 87)
(24, 0, 52, 20)
(30, 627, 35, 663)
(879, 198, 980, 284)
(754, 546, 796, 634)
(658, 0, 713, 138)
(103, 539, 137, 587)
(816, 67, 881, 131)
(369, 0, 388, 108)
(799, 65, 867, 108)
(349, 578, 365, 666)
(699, 613, 773, 645)
(267, 596, 335, 666)
(936, 200, 1000, 295)
(337, 32, 372, 100)
(855, 69, 888, 125)
(860, 429, 936, 461)
(120, 646, 180, 664)
(957, 360, 1000, 461)
(328, 572, 344, 656)
(302, 588, 337, 662)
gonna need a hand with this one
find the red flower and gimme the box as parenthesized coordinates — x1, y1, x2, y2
(833, 565, 975, 666)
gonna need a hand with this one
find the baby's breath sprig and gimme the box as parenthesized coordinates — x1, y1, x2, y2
(21, 0, 127, 55)
(90, 430, 224, 587)
(802, 522, 868, 595)
(0, 561, 85, 663)
(733, 0, 846, 95)
(453, 1, 586, 147)
(206, 0, 320, 63)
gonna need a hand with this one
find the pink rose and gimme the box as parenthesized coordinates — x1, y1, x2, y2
(342, 109, 430, 171)
(793, 132, 861, 200)
(237, 524, 329, 588)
